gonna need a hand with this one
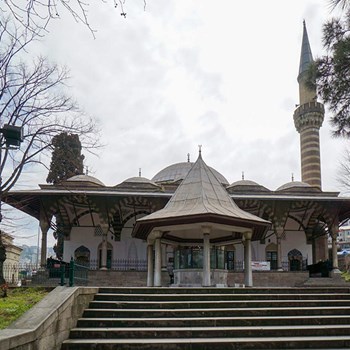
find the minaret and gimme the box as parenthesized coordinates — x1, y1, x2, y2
(293, 21, 324, 189)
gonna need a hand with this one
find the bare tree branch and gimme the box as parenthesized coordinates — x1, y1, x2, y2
(0, 17, 100, 198)
(337, 148, 350, 193)
(1, 0, 146, 36)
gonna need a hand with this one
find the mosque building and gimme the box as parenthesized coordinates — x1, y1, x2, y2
(3, 22, 350, 287)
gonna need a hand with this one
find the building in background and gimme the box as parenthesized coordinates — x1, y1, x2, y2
(2, 232, 22, 283)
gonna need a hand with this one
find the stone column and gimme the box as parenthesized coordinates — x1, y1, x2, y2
(100, 226, 108, 270)
(147, 244, 154, 287)
(154, 232, 162, 287)
(331, 223, 339, 272)
(202, 226, 211, 287)
(243, 231, 253, 287)
(40, 221, 49, 267)
(275, 227, 284, 271)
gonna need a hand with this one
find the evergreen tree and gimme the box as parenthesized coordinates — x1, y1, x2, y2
(309, 0, 350, 136)
(46, 132, 85, 260)
(46, 133, 85, 184)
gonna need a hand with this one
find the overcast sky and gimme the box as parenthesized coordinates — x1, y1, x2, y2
(7, 0, 350, 246)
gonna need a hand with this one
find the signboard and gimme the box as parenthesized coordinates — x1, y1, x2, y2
(251, 261, 270, 271)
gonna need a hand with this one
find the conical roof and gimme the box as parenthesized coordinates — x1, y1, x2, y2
(298, 20, 313, 79)
(132, 152, 270, 242)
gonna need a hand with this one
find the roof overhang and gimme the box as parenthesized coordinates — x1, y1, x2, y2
(132, 212, 271, 243)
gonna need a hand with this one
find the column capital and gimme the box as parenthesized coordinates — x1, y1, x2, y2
(100, 224, 109, 235)
(243, 230, 252, 240)
(330, 224, 339, 239)
(274, 226, 284, 237)
(202, 225, 211, 235)
(39, 220, 50, 234)
(153, 230, 163, 239)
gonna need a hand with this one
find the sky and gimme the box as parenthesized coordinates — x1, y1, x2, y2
(4, 0, 350, 246)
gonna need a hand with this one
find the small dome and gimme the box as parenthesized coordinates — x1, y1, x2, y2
(121, 176, 159, 186)
(66, 174, 105, 187)
(115, 176, 161, 191)
(229, 179, 261, 187)
(152, 162, 229, 186)
(227, 179, 271, 193)
(276, 181, 312, 191)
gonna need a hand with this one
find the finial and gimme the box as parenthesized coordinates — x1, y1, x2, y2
(303, 19, 306, 27)
(139, 168, 141, 177)
(292, 173, 294, 182)
(187, 153, 190, 162)
(242, 171, 245, 180)
(198, 145, 202, 156)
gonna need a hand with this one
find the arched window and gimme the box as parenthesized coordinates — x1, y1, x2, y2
(74, 246, 90, 266)
(288, 249, 302, 271)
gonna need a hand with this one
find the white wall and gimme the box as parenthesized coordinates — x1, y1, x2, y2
(63, 214, 147, 263)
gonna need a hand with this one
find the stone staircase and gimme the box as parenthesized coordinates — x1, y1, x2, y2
(61, 287, 350, 349)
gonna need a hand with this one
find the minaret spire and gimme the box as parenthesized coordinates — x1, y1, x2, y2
(293, 21, 324, 190)
(297, 20, 317, 104)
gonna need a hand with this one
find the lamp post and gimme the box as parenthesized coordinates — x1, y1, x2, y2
(0, 124, 23, 285)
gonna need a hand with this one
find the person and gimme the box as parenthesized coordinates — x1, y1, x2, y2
(167, 264, 174, 284)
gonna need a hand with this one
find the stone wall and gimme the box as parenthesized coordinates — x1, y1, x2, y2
(0, 286, 98, 350)
(86, 270, 310, 287)
(87, 270, 172, 287)
(228, 271, 309, 287)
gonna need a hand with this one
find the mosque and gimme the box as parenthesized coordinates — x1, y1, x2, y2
(4, 22, 350, 287)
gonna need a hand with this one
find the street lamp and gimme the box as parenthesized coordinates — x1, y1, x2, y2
(0, 124, 23, 285)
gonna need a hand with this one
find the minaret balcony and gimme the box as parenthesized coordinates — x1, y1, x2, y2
(293, 101, 325, 132)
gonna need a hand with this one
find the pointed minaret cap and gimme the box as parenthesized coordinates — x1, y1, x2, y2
(298, 20, 314, 81)
(132, 152, 270, 243)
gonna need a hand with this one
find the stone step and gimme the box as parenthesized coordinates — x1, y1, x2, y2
(68, 324, 350, 339)
(63, 287, 350, 350)
(88, 299, 350, 309)
(94, 292, 350, 301)
(61, 335, 350, 349)
(76, 314, 350, 328)
(82, 306, 350, 318)
(98, 287, 350, 295)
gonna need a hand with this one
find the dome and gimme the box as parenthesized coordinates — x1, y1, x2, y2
(229, 179, 261, 187)
(125, 176, 157, 184)
(227, 179, 271, 193)
(276, 181, 312, 191)
(115, 176, 161, 191)
(152, 161, 229, 186)
(66, 174, 105, 187)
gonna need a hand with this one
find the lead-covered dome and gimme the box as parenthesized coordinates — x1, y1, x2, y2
(152, 161, 229, 186)
(65, 174, 105, 187)
(227, 179, 271, 193)
(276, 180, 320, 193)
(115, 176, 162, 191)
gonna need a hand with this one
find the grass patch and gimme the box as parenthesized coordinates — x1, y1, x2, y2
(341, 271, 350, 282)
(0, 287, 49, 329)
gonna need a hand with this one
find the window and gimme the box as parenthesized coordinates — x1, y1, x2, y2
(266, 251, 277, 270)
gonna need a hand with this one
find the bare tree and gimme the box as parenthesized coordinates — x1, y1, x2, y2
(337, 149, 350, 194)
(0, 17, 100, 198)
(1, 0, 146, 35)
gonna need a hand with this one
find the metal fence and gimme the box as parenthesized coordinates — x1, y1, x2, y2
(88, 259, 147, 271)
(2, 257, 311, 287)
(2, 260, 89, 287)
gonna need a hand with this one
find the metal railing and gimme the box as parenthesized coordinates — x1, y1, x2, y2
(88, 258, 147, 271)
(2, 260, 89, 287)
(2, 256, 311, 287)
